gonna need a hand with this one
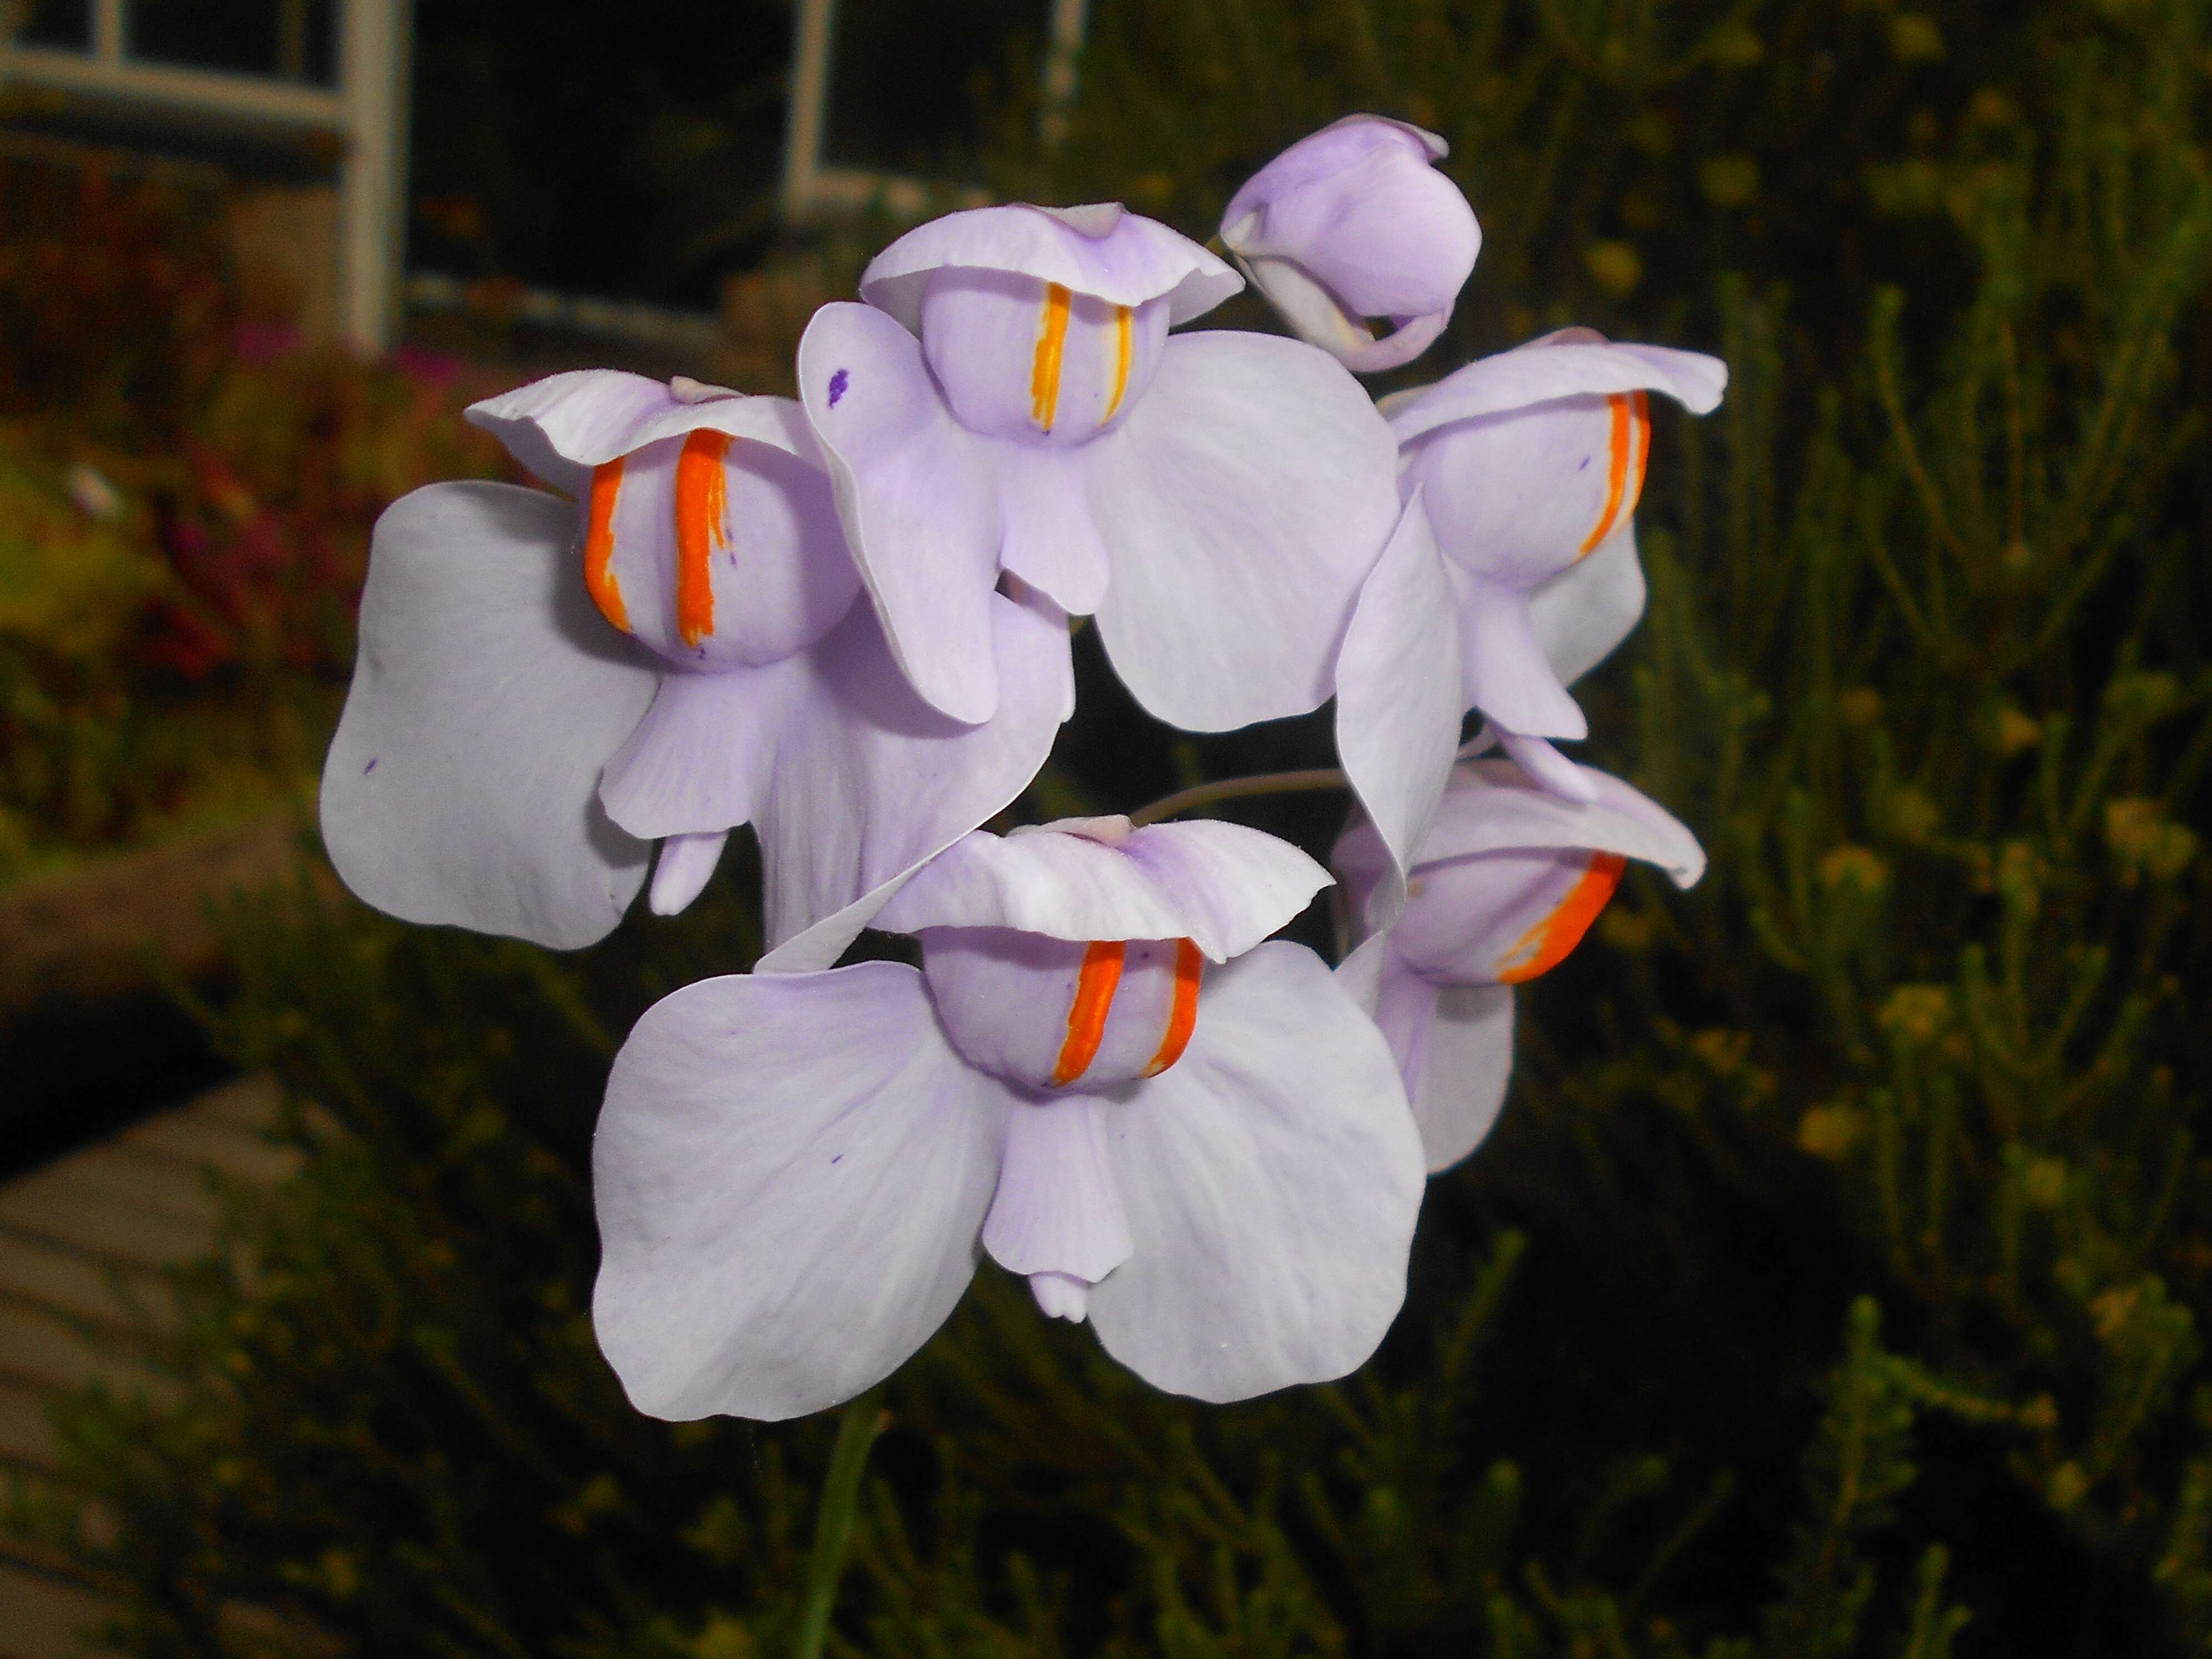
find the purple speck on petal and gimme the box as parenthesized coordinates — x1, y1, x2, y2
(1577, 455, 1592, 471)
(363, 757, 377, 774)
(831, 1153, 844, 1164)
(827, 368, 849, 407)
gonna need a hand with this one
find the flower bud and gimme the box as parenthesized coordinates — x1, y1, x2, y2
(1221, 115, 1480, 374)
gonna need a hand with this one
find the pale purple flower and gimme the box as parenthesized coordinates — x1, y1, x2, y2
(320, 370, 1070, 963)
(1220, 115, 1482, 374)
(591, 816, 1426, 1418)
(1390, 329, 1727, 801)
(794, 202, 1408, 737)
(1334, 758, 1704, 1172)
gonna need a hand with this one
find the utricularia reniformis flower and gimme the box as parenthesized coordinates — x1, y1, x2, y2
(321, 371, 1068, 965)
(591, 818, 1425, 1417)
(318, 108, 1728, 1416)
(1335, 760, 1704, 1172)
(795, 202, 1412, 732)
(1390, 329, 1727, 802)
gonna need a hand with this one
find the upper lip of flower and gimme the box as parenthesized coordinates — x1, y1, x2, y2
(1385, 331, 1730, 448)
(856, 201, 1244, 337)
(1334, 756, 1708, 945)
(873, 814, 1334, 962)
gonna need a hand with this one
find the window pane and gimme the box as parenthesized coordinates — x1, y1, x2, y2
(14, 0, 91, 49)
(821, 0, 1042, 174)
(128, 0, 337, 85)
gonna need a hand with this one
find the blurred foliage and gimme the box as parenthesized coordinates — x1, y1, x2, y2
(7, 0, 2212, 1655)
(0, 151, 234, 436)
(0, 153, 506, 876)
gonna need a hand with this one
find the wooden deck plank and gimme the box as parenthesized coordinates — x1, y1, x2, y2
(116, 1115, 299, 1188)
(181, 1075, 284, 1136)
(0, 1074, 295, 1646)
(0, 1558, 114, 1659)
(0, 1379, 59, 1471)
(0, 1184, 215, 1272)
(0, 1306, 174, 1405)
(6, 1153, 221, 1235)
(0, 1236, 171, 1334)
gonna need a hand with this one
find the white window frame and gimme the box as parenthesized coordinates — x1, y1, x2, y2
(0, 0, 412, 353)
(781, 0, 1088, 220)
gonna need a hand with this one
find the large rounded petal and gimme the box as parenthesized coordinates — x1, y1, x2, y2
(1091, 331, 1401, 730)
(860, 202, 1240, 335)
(752, 589, 1075, 971)
(320, 481, 657, 948)
(799, 302, 1004, 723)
(873, 817, 1328, 961)
(1386, 333, 1729, 446)
(1525, 522, 1646, 688)
(592, 963, 1007, 1422)
(1086, 942, 1424, 1400)
(1334, 493, 1462, 931)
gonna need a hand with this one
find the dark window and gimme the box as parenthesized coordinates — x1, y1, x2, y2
(128, 0, 337, 85)
(822, 0, 1042, 175)
(13, 0, 92, 49)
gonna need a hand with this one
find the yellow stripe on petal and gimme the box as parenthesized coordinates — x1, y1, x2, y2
(1030, 282, 1072, 432)
(1101, 303, 1133, 425)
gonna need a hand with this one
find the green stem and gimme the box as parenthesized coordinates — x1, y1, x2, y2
(1126, 768, 1350, 828)
(793, 1393, 886, 1659)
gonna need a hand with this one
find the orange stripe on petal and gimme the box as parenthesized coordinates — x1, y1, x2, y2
(1624, 389, 1652, 519)
(1142, 938, 1204, 1077)
(582, 459, 630, 633)
(1496, 852, 1627, 984)
(1051, 941, 1126, 1086)
(1578, 393, 1634, 558)
(1030, 282, 1072, 433)
(1100, 304, 1133, 425)
(674, 429, 731, 648)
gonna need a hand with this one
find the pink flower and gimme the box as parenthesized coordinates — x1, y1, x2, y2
(591, 816, 1425, 1418)
(1390, 330, 1727, 801)
(795, 202, 1409, 734)
(320, 371, 1068, 962)
(1335, 758, 1704, 1171)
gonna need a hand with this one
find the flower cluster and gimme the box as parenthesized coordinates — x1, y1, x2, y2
(320, 117, 1722, 1418)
